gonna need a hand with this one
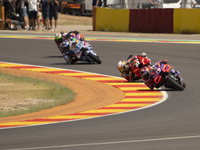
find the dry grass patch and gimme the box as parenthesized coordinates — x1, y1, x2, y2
(0, 72, 75, 118)
(58, 13, 92, 25)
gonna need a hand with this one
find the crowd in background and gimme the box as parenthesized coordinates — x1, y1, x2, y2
(0, 0, 59, 31)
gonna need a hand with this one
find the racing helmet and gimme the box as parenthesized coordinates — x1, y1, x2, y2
(117, 60, 127, 74)
(62, 40, 70, 51)
(55, 33, 63, 44)
(140, 67, 150, 80)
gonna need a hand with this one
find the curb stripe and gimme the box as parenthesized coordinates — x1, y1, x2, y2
(125, 93, 162, 96)
(117, 101, 158, 104)
(125, 96, 163, 98)
(121, 98, 161, 101)
(0, 62, 167, 129)
(102, 107, 141, 109)
(123, 90, 161, 93)
(113, 85, 146, 87)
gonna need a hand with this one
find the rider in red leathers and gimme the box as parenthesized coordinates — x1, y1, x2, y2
(117, 52, 151, 81)
(126, 53, 151, 78)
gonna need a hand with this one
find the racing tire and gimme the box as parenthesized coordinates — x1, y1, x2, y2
(88, 53, 102, 64)
(182, 81, 186, 88)
(166, 76, 185, 91)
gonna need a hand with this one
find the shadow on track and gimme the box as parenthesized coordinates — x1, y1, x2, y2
(44, 56, 64, 58)
(51, 62, 98, 65)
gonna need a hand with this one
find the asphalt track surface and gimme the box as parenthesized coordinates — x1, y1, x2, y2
(0, 32, 200, 150)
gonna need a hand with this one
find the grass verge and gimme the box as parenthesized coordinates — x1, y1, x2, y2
(0, 72, 75, 118)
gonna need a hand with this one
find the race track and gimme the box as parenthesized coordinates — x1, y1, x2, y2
(0, 33, 200, 150)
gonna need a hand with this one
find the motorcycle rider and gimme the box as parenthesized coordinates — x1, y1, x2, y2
(140, 59, 181, 90)
(54, 31, 92, 64)
(117, 52, 151, 81)
(54, 30, 84, 54)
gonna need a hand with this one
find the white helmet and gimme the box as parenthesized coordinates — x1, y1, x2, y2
(117, 60, 127, 74)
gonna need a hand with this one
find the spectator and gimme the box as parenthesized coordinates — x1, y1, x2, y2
(150, 0, 161, 8)
(16, 0, 29, 29)
(102, 0, 107, 7)
(41, 0, 50, 30)
(3, 0, 24, 29)
(37, 0, 42, 30)
(27, 0, 38, 30)
(92, 0, 102, 7)
(49, 0, 59, 31)
(183, 0, 197, 8)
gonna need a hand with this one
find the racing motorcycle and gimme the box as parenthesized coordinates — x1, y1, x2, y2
(142, 60, 186, 91)
(63, 39, 102, 64)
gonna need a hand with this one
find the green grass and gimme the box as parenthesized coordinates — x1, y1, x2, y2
(0, 72, 75, 118)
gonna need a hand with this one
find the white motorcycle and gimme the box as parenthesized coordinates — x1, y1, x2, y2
(64, 40, 102, 64)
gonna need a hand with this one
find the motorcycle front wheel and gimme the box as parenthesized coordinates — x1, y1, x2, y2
(166, 75, 185, 91)
(88, 52, 102, 64)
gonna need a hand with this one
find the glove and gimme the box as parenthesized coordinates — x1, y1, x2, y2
(145, 80, 154, 90)
(149, 85, 154, 90)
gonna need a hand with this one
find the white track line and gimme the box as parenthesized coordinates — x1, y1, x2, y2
(5, 134, 200, 150)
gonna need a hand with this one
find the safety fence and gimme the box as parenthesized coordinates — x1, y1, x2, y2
(93, 7, 200, 34)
